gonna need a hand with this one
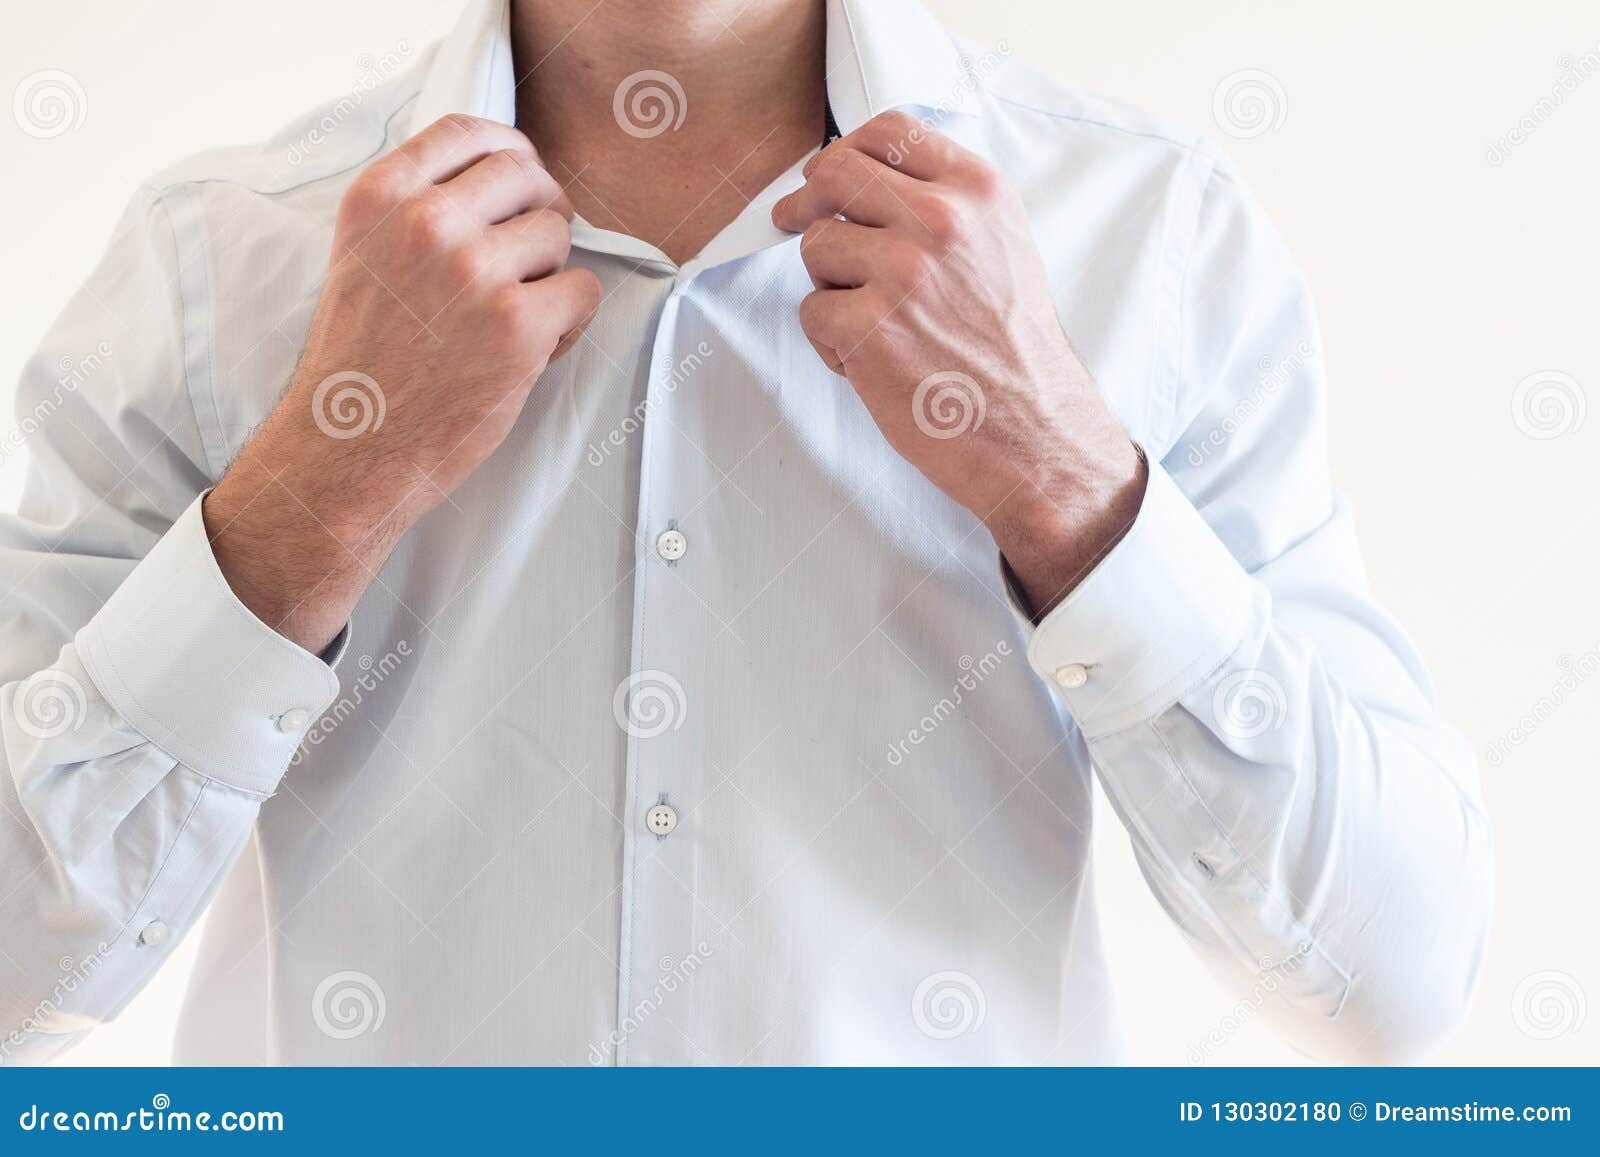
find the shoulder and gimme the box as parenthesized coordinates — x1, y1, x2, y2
(967, 38, 1202, 151)
(102, 45, 440, 477)
(961, 40, 1270, 232)
(143, 42, 434, 213)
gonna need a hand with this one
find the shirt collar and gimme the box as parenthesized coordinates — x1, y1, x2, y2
(410, 0, 981, 141)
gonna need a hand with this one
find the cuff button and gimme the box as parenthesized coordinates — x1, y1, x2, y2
(137, 919, 170, 948)
(1053, 664, 1089, 689)
(276, 708, 311, 733)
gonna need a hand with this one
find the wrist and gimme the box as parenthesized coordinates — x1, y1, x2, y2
(989, 441, 1147, 619)
(203, 417, 414, 653)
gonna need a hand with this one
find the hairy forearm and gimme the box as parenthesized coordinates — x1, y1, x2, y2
(194, 115, 593, 655)
(988, 441, 1147, 620)
(202, 432, 411, 654)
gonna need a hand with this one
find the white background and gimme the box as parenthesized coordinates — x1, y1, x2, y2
(2, 1, 1595, 1065)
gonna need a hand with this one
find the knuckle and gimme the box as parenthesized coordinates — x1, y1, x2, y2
(487, 283, 533, 333)
(530, 207, 572, 252)
(812, 147, 862, 193)
(875, 108, 922, 139)
(403, 192, 464, 249)
(796, 292, 827, 336)
(554, 269, 602, 327)
(494, 146, 537, 181)
(343, 166, 401, 220)
(446, 239, 493, 284)
(438, 112, 486, 139)
(966, 159, 1005, 198)
(918, 194, 964, 242)
(799, 218, 835, 258)
(799, 290, 858, 344)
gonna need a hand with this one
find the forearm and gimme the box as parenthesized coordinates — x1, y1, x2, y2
(203, 409, 415, 654)
(990, 439, 1147, 620)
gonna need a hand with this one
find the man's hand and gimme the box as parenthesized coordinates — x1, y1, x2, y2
(772, 110, 1146, 618)
(205, 115, 600, 652)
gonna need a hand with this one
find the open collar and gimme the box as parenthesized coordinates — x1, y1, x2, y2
(407, 0, 982, 271)
(410, 0, 981, 140)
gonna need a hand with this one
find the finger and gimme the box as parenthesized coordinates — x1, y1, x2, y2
(797, 288, 871, 368)
(441, 148, 574, 224)
(487, 208, 573, 282)
(519, 266, 602, 356)
(805, 333, 845, 375)
(798, 218, 897, 289)
(838, 108, 973, 181)
(772, 147, 923, 232)
(376, 114, 540, 188)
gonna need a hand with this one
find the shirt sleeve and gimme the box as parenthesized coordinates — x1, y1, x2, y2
(0, 186, 342, 1064)
(1007, 145, 1492, 1063)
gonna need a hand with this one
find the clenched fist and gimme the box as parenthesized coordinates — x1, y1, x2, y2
(206, 115, 600, 651)
(772, 110, 1146, 617)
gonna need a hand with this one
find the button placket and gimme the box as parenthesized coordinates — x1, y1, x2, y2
(615, 282, 706, 1065)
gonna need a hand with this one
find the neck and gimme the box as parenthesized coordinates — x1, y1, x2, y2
(510, 0, 827, 264)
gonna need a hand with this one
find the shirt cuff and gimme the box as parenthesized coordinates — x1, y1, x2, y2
(75, 491, 343, 795)
(1001, 462, 1255, 739)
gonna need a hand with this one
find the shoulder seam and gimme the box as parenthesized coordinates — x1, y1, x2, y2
(145, 91, 419, 200)
(987, 89, 1196, 150)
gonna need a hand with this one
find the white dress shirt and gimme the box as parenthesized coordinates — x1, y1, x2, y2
(0, 0, 1490, 1065)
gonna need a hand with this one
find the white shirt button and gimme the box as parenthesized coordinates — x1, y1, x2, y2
(137, 919, 169, 947)
(646, 803, 678, 836)
(656, 529, 687, 562)
(1053, 664, 1089, 690)
(276, 708, 310, 733)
